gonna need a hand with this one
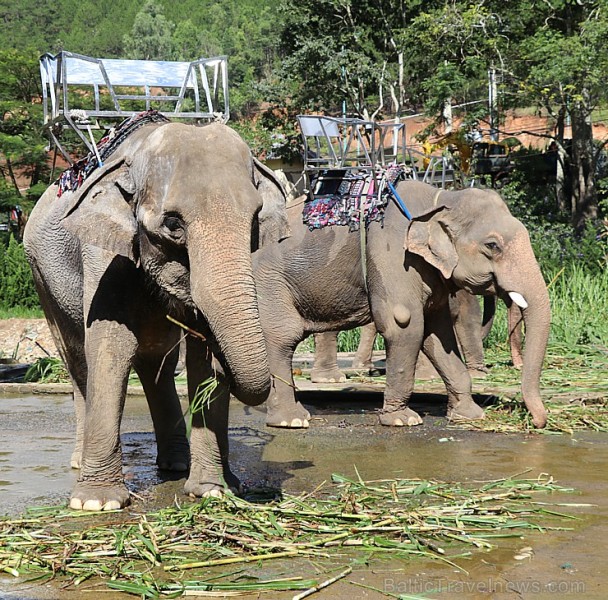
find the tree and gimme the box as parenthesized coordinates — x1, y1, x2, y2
(0, 50, 48, 215)
(123, 0, 174, 60)
(504, 0, 608, 229)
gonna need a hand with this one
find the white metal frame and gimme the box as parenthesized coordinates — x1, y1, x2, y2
(40, 51, 229, 159)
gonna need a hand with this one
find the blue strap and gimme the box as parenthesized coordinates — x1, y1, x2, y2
(387, 181, 412, 220)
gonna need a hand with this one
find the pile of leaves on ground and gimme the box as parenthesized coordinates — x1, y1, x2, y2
(454, 345, 608, 435)
(0, 472, 584, 597)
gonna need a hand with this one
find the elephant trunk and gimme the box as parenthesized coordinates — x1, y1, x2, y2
(518, 281, 551, 428)
(498, 231, 551, 428)
(188, 218, 270, 406)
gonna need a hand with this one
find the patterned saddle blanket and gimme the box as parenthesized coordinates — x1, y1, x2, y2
(302, 164, 405, 231)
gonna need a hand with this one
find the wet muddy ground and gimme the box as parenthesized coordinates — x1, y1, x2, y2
(1, 366, 607, 599)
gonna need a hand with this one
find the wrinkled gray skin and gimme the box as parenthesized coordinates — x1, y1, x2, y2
(24, 122, 289, 511)
(311, 292, 525, 382)
(254, 180, 550, 429)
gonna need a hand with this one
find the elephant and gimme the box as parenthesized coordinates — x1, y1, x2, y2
(253, 179, 550, 429)
(310, 291, 525, 383)
(23, 120, 290, 511)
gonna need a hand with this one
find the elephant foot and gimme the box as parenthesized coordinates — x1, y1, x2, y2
(310, 367, 347, 383)
(351, 359, 373, 370)
(379, 407, 423, 427)
(266, 401, 310, 428)
(184, 469, 241, 498)
(468, 366, 489, 379)
(447, 398, 485, 421)
(70, 480, 130, 511)
(157, 439, 190, 472)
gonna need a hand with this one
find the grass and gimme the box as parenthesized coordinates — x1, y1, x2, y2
(0, 307, 44, 320)
(451, 344, 608, 434)
(23, 356, 68, 383)
(0, 472, 583, 597)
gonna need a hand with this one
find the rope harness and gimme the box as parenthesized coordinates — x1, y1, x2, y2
(56, 110, 170, 197)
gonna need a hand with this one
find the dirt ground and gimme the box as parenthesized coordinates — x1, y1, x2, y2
(0, 318, 58, 363)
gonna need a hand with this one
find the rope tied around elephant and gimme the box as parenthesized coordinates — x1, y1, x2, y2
(302, 164, 406, 231)
(55, 110, 170, 197)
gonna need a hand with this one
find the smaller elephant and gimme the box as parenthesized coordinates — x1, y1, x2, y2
(254, 180, 550, 431)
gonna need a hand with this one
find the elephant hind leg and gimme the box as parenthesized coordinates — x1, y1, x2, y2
(310, 332, 346, 383)
(351, 322, 377, 370)
(133, 338, 189, 473)
(422, 309, 484, 422)
(38, 304, 87, 469)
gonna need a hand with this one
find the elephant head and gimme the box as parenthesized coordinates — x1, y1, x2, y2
(403, 181, 550, 428)
(60, 121, 290, 405)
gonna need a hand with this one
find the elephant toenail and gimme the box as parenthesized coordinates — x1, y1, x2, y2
(202, 489, 223, 499)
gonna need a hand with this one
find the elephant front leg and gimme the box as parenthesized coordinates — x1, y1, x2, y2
(379, 322, 425, 427)
(70, 323, 136, 511)
(310, 332, 346, 383)
(450, 289, 488, 376)
(423, 308, 484, 422)
(507, 302, 524, 369)
(184, 337, 239, 497)
(265, 340, 310, 428)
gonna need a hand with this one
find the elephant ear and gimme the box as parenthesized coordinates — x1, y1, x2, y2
(253, 158, 291, 247)
(60, 158, 138, 262)
(405, 208, 458, 279)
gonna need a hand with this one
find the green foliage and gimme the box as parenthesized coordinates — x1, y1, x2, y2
(500, 172, 608, 275)
(549, 265, 608, 348)
(0, 50, 49, 220)
(123, 0, 174, 60)
(24, 357, 68, 383)
(0, 236, 40, 310)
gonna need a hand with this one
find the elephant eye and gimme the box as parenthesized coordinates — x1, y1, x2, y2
(484, 241, 501, 252)
(162, 214, 185, 240)
(164, 216, 181, 230)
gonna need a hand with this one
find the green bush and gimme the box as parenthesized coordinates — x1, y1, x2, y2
(0, 235, 40, 310)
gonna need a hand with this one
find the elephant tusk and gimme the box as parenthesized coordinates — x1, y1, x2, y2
(508, 291, 528, 310)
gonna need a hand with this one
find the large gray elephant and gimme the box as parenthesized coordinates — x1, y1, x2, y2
(254, 179, 550, 429)
(24, 121, 289, 511)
